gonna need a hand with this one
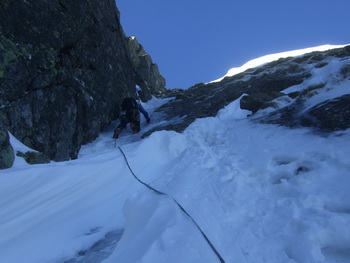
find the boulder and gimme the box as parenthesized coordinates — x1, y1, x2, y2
(0, 119, 14, 169)
(16, 151, 50, 165)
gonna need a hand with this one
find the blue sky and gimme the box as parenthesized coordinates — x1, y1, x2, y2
(117, 1, 350, 90)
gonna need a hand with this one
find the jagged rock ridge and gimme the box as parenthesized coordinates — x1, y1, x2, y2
(149, 45, 350, 136)
(127, 36, 166, 101)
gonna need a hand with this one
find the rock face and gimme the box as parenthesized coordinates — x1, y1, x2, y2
(300, 94, 350, 132)
(254, 47, 350, 132)
(0, 119, 14, 169)
(0, 0, 164, 164)
(150, 45, 350, 135)
(127, 36, 166, 101)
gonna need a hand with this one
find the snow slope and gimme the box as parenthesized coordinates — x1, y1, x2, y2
(1, 49, 350, 263)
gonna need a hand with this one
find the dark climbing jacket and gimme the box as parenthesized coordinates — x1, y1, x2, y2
(121, 97, 138, 111)
(113, 97, 141, 138)
(121, 97, 139, 120)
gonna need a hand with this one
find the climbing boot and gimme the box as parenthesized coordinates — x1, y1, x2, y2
(130, 123, 139, 134)
(113, 129, 121, 139)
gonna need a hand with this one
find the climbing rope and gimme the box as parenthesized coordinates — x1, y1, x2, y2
(118, 146, 225, 263)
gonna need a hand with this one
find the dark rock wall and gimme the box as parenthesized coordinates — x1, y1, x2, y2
(0, 0, 136, 161)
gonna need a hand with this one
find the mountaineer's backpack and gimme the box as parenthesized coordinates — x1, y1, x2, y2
(121, 97, 138, 111)
(121, 97, 139, 120)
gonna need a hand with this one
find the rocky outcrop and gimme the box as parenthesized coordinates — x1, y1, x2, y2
(149, 45, 350, 135)
(300, 95, 350, 132)
(16, 151, 50, 165)
(0, 0, 163, 163)
(256, 47, 350, 133)
(0, 119, 14, 169)
(127, 36, 166, 101)
(260, 92, 350, 133)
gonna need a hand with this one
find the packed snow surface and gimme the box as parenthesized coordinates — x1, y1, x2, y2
(1, 46, 350, 263)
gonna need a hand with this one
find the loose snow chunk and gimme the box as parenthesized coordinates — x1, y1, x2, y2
(103, 190, 220, 263)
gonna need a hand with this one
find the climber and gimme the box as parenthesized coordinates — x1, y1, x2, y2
(113, 97, 141, 139)
(112, 96, 152, 139)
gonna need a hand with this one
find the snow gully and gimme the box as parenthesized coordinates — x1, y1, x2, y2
(117, 146, 225, 263)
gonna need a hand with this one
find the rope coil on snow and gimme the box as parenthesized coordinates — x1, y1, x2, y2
(118, 146, 225, 263)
